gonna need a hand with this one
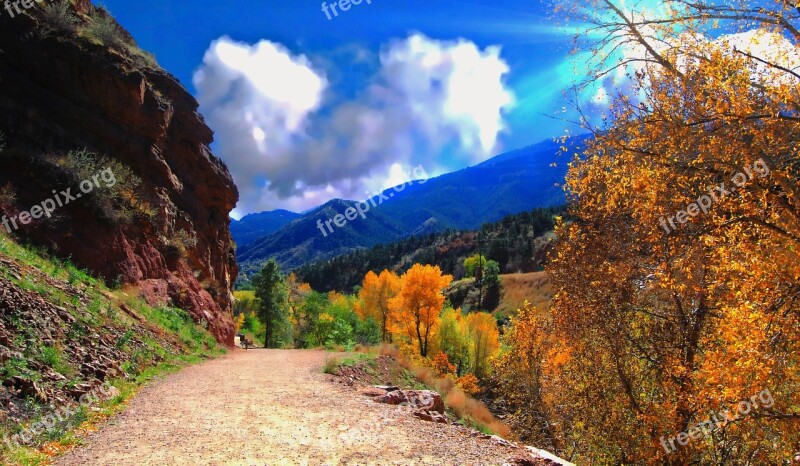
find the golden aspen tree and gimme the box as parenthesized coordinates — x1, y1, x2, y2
(358, 270, 401, 342)
(389, 264, 453, 357)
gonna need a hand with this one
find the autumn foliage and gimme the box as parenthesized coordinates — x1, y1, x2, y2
(465, 312, 499, 380)
(357, 270, 400, 342)
(433, 352, 456, 376)
(389, 264, 453, 357)
(495, 1, 800, 463)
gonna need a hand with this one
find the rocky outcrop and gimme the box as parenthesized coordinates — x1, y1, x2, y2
(0, 2, 238, 343)
(374, 387, 449, 423)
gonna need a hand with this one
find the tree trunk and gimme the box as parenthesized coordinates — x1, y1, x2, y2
(417, 325, 425, 357)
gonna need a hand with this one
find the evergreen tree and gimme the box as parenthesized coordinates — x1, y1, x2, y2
(252, 259, 290, 348)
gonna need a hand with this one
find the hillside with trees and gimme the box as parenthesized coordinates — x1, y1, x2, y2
(235, 138, 577, 274)
(292, 206, 563, 294)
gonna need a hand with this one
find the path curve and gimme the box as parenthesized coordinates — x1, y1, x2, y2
(55, 349, 519, 466)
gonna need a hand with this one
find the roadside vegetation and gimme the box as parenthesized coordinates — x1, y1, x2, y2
(492, 1, 800, 464)
(235, 257, 508, 427)
(323, 347, 509, 437)
(0, 231, 223, 466)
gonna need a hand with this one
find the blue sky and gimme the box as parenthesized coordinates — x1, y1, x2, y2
(101, 0, 583, 216)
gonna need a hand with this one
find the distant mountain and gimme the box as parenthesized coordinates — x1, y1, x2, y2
(231, 210, 301, 247)
(237, 199, 426, 277)
(237, 136, 585, 277)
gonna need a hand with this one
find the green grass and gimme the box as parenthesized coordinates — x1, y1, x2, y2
(0, 357, 33, 380)
(339, 353, 372, 367)
(36, 346, 73, 377)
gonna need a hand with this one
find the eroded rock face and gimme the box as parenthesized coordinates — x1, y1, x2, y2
(0, 5, 238, 343)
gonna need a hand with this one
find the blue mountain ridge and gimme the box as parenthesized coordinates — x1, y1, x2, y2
(235, 136, 586, 274)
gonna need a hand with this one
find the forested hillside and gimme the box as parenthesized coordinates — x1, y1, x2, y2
(230, 210, 301, 248)
(293, 206, 563, 293)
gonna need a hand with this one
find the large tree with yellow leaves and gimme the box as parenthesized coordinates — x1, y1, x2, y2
(502, 0, 800, 463)
(357, 270, 401, 342)
(390, 264, 453, 357)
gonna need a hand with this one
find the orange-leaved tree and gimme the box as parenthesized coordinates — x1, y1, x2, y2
(357, 270, 400, 342)
(528, 1, 800, 463)
(389, 264, 453, 357)
(493, 301, 563, 450)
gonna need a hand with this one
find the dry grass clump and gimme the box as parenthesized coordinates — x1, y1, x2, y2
(323, 355, 341, 374)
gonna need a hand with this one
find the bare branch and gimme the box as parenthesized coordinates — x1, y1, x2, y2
(734, 48, 800, 81)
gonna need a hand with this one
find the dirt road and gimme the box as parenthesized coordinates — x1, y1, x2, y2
(55, 349, 520, 465)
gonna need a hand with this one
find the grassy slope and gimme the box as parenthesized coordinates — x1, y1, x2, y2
(0, 232, 225, 465)
(496, 272, 552, 318)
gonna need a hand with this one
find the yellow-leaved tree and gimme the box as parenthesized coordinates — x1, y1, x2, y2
(493, 301, 561, 449)
(514, 0, 800, 463)
(438, 308, 470, 375)
(389, 264, 453, 357)
(357, 269, 401, 342)
(465, 312, 499, 380)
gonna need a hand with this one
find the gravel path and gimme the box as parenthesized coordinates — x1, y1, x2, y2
(55, 349, 520, 465)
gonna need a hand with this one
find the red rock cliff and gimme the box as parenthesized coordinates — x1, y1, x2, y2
(0, 2, 238, 344)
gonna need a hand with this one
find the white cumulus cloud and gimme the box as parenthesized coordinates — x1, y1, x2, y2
(194, 34, 515, 217)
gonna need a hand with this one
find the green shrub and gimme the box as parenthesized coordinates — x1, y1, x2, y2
(39, 2, 78, 37)
(161, 229, 197, 260)
(83, 7, 126, 48)
(61, 148, 150, 223)
(354, 317, 381, 346)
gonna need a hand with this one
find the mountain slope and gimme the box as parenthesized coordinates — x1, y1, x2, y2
(238, 137, 582, 274)
(231, 210, 301, 248)
(237, 199, 425, 277)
